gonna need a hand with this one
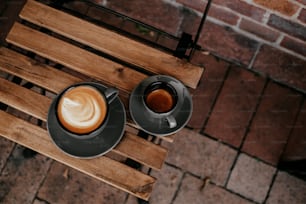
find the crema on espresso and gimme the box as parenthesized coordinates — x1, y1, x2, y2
(57, 86, 107, 134)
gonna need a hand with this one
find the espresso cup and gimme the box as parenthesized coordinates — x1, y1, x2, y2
(143, 81, 178, 128)
(56, 83, 118, 138)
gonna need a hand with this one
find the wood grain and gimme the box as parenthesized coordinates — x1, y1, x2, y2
(19, 0, 203, 89)
(0, 47, 82, 93)
(113, 132, 167, 170)
(6, 22, 147, 92)
(0, 47, 175, 143)
(0, 110, 155, 200)
(0, 77, 51, 121)
(0, 77, 167, 170)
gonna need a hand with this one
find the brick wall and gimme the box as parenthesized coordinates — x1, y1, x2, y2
(177, 0, 306, 61)
(92, 0, 306, 91)
(178, 0, 306, 91)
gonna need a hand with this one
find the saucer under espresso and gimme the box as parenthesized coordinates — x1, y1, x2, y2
(129, 75, 193, 136)
(47, 82, 126, 158)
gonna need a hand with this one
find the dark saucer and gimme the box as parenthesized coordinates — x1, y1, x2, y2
(129, 75, 193, 136)
(47, 82, 126, 159)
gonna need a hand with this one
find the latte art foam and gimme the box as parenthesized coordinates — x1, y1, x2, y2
(57, 86, 107, 134)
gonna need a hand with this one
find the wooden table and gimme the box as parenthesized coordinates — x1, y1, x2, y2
(0, 0, 203, 201)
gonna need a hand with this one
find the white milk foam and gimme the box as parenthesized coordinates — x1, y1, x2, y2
(59, 87, 106, 132)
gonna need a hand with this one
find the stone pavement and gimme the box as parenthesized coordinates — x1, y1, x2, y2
(1, 0, 306, 204)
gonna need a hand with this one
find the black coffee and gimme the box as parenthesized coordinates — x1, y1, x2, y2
(144, 82, 177, 113)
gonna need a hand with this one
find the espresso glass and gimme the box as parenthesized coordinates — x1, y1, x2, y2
(143, 82, 178, 128)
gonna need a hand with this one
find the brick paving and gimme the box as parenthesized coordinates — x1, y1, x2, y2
(205, 66, 266, 147)
(242, 82, 303, 165)
(1, 0, 306, 204)
(227, 154, 276, 203)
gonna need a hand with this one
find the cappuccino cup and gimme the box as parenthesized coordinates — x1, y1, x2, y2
(56, 83, 118, 138)
(143, 81, 178, 128)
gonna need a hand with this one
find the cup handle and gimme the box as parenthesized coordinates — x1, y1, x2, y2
(166, 115, 177, 128)
(104, 87, 119, 104)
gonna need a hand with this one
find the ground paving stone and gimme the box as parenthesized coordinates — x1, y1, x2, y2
(282, 101, 306, 161)
(227, 153, 276, 203)
(188, 52, 229, 130)
(0, 145, 52, 204)
(205, 66, 266, 147)
(266, 171, 306, 204)
(242, 81, 302, 165)
(163, 128, 237, 186)
(0, 138, 15, 173)
(173, 173, 256, 204)
(37, 161, 127, 204)
(149, 164, 183, 204)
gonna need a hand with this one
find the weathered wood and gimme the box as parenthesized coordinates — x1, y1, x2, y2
(113, 132, 167, 170)
(0, 0, 202, 199)
(0, 78, 167, 170)
(0, 77, 51, 121)
(0, 48, 175, 143)
(127, 119, 175, 143)
(19, 0, 203, 89)
(6, 22, 147, 92)
(0, 47, 82, 93)
(0, 110, 155, 200)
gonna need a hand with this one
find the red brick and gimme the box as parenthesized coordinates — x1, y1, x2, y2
(201, 23, 259, 65)
(242, 82, 302, 165)
(205, 66, 266, 147)
(281, 101, 306, 161)
(176, 0, 206, 12)
(213, 0, 266, 22)
(0, 145, 52, 203)
(163, 128, 237, 185)
(87, 6, 124, 28)
(209, 5, 240, 25)
(173, 174, 254, 204)
(268, 14, 306, 41)
(63, 1, 89, 14)
(298, 8, 306, 24)
(254, 0, 299, 16)
(239, 18, 280, 42)
(38, 161, 127, 203)
(253, 45, 306, 91)
(188, 52, 229, 130)
(178, 0, 239, 25)
(181, 13, 259, 65)
(281, 36, 306, 57)
(107, 0, 181, 35)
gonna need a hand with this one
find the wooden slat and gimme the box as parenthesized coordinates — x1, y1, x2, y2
(6, 22, 147, 92)
(127, 118, 175, 143)
(0, 47, 82, 93)
(0, 77, 51, 121)
(19, 0, 203, 89)
(113, 132, 167, 170)
(0, 110, 155, 200)
(0, 77, 167, 170)
(0, 47, 175, 143)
